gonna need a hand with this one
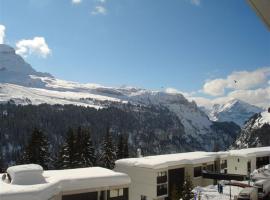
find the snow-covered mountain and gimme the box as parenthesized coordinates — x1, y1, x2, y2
(203, 99, 263, 127)
(0, 44, 52, 88)
(0, 44, 240, 153)
(233, 110, 270, 148)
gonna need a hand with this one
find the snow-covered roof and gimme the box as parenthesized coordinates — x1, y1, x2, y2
(229, 146, 270, 157)
(116, 147, 270, 170)
(7, 164, 45, 185)
(116, 151, 219, 169)
(7, 164, 43, 178)
(0, 166, 130, 200)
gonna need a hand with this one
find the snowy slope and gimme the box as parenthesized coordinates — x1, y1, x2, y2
(0, 44, 240, 152)
(233, 110, 270, 148)
(204, 99, 263, 127)
(0, 83, 125, 109)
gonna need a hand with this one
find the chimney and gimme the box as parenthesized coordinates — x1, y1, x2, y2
(137, 148, 143, 158)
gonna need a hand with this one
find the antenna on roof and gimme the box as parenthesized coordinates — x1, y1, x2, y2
(137, 148, 143, 158)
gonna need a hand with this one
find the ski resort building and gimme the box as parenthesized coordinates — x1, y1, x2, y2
(115, 147, 270, 200)
(115, 151, 226, 200)
(0, 164, 131, 200)
(227, 147, 270, 176)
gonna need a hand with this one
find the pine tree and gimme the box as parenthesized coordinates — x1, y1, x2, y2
(57, 128, 77, 169)
(99, 127, 116, 169)
(117, 134, 129, 160)
(123, 135, 129, 158)
(20, 128, 50, 169)
(181, 175, 194, 200)
(0, 147, 4, 173)
(117, 134, 124, 159)
(213, 141, 220, 152)
(76, 127, 96, 167)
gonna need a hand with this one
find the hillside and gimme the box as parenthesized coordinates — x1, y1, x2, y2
(233, 110, 270, 148)
(0, 44, 241, 166)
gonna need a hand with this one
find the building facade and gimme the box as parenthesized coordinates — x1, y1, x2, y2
(0, 164, 131, 200)
(115, 147, 270, 200)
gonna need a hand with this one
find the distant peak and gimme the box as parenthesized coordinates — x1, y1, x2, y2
(0, 44, 15, 54)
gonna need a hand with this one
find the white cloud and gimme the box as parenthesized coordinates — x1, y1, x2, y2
(203, 67, 270, 96)
(165, 87, 182, 94)
(190, 0, 201, 6)
(15, 37, 51, 58)
(0, 25, 6, 44)
(72, 0, 82, 4)
(97, 0, 106, 3)
(203, 78, 227, 96)
(91, 5, 107, 15)
(164, 67, 270, 110)
(226, 87, 270, 108)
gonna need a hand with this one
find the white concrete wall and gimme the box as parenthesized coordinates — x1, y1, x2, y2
(115, 165, 160, 200)
(227, 156, 248, 175)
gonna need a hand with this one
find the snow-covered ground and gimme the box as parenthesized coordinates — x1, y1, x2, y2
(193, 184, 245, 200)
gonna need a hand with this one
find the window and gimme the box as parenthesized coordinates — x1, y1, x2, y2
(194, 166, 202, 177)
(206, 164, 214, 172)
(141, 195, 147, 200)
(221, 160, 227, 169)
(62, 192, 98, 200)
(238, 158, 240, 162)
(157, 171, 167, 177)
(157, 171, 167, 184)
(119, 189, 123, 196)
(235, 167, 237, 171)
(157, 183, 168, 196)
(109, 189, 124, 198)
(247, 161, 251, 173)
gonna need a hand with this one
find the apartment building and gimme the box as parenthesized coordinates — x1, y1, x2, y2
(227, 147, 270, 176)
(114, 151, 221, 200)
(0, 164, 131, 200)
(115, 147, 270, 200)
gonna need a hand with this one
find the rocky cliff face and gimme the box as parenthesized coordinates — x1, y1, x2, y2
(233, 110, 270, 148)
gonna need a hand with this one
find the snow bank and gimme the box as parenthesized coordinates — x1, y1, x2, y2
(193, 184, 243, 200)
(0, 166, 130, 200)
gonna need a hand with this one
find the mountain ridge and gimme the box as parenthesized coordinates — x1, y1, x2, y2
(202, 99, 263, 127)
(0, 44, 241, 164)
(233, 110, 270, 148)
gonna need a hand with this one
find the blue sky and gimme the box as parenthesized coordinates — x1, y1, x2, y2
(0, 0, 270, 107)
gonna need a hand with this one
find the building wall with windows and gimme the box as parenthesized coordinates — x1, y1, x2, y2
(115, 147, 270, 200)
(115, 161, 216, 200)
(114, 165, 158, 200)
(184, 162, 214, 187)
(227, 156, 256, 175)
(60, 187, 129, 200)
(0, 165, 131, 200)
